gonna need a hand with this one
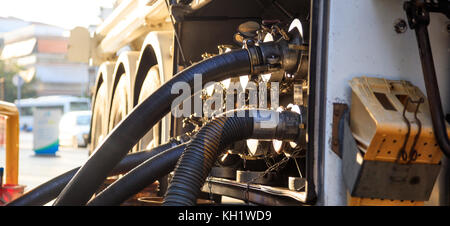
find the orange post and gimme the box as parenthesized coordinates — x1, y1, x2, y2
(0, 101, 19, 185)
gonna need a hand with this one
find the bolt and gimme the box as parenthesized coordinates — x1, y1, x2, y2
(394, 19, 408, 34)
(333, 140, 339, 146)
(266, 55, 280, 65)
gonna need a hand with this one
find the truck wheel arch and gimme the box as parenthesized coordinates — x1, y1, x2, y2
(108, 51, 140, 123)
(89, 62, 115, 154)
(133, 31, 174, 107)
(133, 31, 174, 143)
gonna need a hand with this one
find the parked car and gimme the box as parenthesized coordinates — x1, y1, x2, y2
(58, 111, 91, 148)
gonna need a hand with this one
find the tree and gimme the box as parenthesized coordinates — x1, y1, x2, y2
(0, 60, 37, 103)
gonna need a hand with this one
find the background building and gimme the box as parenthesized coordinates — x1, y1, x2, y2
(0, 17, 90, 97)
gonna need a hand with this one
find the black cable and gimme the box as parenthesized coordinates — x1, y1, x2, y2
(272, 0, 294, 20)
(405, 0, 450, 158)
(164, 0, 187, 64)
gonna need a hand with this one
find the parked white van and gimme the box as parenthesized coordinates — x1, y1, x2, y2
(15, 95, 91, 131)
(58, 111, 91, 148)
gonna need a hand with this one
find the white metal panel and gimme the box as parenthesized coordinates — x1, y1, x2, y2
(323, 0, 449, 206)
(96, 0, 169, 55)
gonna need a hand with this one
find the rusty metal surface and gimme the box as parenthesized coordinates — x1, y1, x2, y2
(95, 178, 162, 206)
(349, 197, 424, 206)
(121, 182, 160, 206)
(342, 109, 441, 201)
(349, 77, 448, 164)
(331, 103, 348, 158)
(343, 78, 449, 204)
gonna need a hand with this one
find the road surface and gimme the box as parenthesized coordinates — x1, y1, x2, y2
(0, 131, 89, 193)
(1, 131, 243, 205)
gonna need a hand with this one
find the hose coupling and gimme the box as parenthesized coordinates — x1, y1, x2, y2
(246, 24, 308, 78)
(250, 109, 306, 146)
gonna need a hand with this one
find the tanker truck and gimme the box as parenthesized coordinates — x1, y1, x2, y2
(7, 0, 450, 206)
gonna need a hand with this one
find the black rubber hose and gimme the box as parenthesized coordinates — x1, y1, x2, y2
(53, 49, 251, 205)
(414, 24, 450, 157)
(87, 143, 187, 206)
(8, 141, 179, 206)
(163, 111, 254, 206)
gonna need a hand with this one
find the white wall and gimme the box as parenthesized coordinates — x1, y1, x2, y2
(322, 0, 449, 206)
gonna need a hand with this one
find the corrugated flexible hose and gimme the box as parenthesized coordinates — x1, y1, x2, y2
(163, 109, 303, 206)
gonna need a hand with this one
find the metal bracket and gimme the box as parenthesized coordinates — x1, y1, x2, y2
(404, 0, 449, 30)
(397, 97, 424, 163)
(201, 177, 309, 206)
(331, 103, 348, 158)
(341, 110, 441, 201)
